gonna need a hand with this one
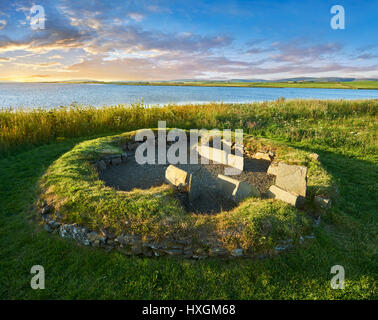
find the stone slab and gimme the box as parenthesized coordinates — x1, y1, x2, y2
(267, 185, 299, 207)
(267, 163, 279, 175)
(274, 163, 307, 197)
(233, 181, 260, 202)
(188, 167, 207, 202)
(216, 174, 260, 203)
(165, 165, 188, 188)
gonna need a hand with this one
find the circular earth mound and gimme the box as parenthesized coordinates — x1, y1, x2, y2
(100, 143, 274, 214)
(38, 130, 336, 259)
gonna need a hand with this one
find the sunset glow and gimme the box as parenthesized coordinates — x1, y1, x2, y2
(0, 0, 378, 82)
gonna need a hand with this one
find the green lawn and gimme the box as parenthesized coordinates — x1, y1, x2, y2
(0, 100, 377, 299)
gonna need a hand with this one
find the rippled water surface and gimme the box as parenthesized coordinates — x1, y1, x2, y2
(1, 83, 378, 109)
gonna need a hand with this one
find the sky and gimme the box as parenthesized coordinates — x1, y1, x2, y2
(0, 0, 377, 82)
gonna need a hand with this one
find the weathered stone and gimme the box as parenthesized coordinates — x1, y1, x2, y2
(47, 220, 61, 229)
(309, 153, 320, 161)
(116, 234, 141, 245)
(131, 243, 143, 255)
(216, 174, 260, 203)
(314, 196, 331, 210)
(188, 167, 207, 202)
(164, 249, 183, 256)
(267, 163, 279, 175)
(165, 165, 188, 188)
(234, 181, 260, 203)
(267, 185, 299, 207)
(253, 152, 271, 161)
(98, 160, 107, 171)
(59, 224, 90, 245)
(88, 231, 101, 242)
(231, 248, 243, 257)
(273, 162, 307, 197)
(209, 247, 228, 256)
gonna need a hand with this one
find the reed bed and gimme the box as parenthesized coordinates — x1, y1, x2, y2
(1, 99, 377, 156)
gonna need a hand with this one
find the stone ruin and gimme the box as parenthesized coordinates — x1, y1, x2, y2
(164, 144, 309, 209)
(93, 134, 331, 213)
(39, 133, 333, 259)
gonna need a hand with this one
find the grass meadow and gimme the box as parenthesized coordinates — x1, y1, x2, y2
(0, 99, 377, 299)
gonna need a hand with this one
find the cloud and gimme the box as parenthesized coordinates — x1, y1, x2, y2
(270, 40, 343, 62)
(127, 12, 144, 22)
(0, 19, 6, 30)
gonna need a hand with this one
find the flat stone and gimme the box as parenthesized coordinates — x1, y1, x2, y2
(164, 249, 183, 256)
(253, 152, 271, 161)
(234, 181, 260, 203)
(216, 174, 260, 203)
(188, 167, 207, 202)
(88, 231, 102, 242)
(209, 247, 228, 256)
(273, 162, 307, 197)
(267, 163, 279, 175)
(165, 165, 188, 188)
(267, 185, 299, 207)
(231, 248, 243, 257)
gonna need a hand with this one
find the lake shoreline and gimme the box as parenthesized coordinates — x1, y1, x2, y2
(40, 80, 378, 90)
(2, 83, 378, 109)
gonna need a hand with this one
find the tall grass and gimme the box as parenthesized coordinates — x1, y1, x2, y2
(1, 99, 377, 156)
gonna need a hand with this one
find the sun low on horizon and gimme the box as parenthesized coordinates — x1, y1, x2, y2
(0, 0, 378, 82)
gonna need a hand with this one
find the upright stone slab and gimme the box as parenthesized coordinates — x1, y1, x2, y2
(233, 181, 260, 203)
(188, 167, 207, 202)
(216, 174, 236, 199)
(165, 165, 188, 189)
(216, 174, 260, 203)
(267, 185, 299, 207)
(271, 162, 307, 197)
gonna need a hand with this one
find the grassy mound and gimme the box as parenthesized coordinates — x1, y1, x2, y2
(38, 131, 335, 255)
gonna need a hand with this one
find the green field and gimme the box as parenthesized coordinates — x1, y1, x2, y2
(0, 99, 377, 299)
(48, 80, 378, 90)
